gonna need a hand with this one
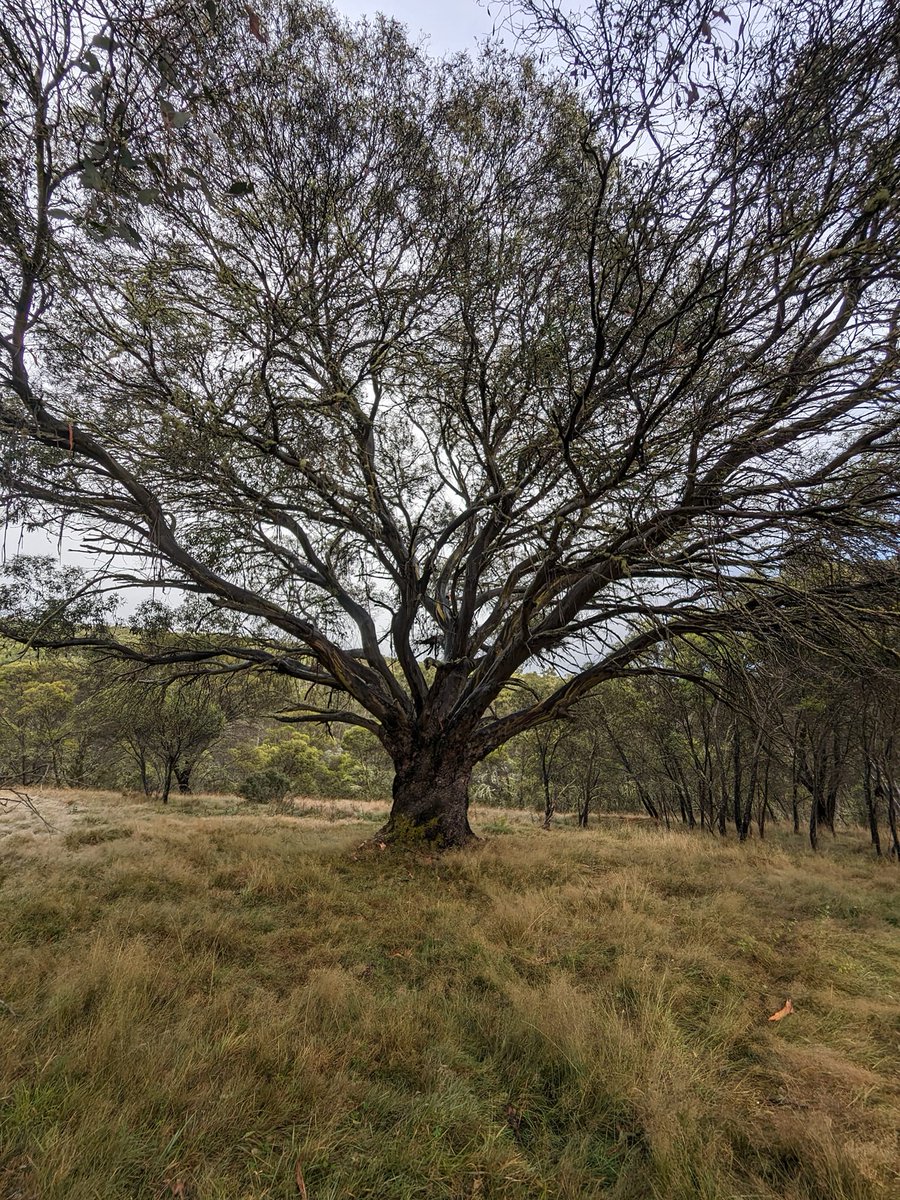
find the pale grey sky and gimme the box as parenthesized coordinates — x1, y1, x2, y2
(333, 0, 496, 53)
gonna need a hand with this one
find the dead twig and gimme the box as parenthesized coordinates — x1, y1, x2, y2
(0, 786, 56, 832)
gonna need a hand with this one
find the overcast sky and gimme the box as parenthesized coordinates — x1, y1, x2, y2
(332, 0, 496, 53)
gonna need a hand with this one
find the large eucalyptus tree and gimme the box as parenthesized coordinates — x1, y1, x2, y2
(2, 0, 898, 844)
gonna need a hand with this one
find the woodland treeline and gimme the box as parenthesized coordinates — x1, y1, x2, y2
(3, 618, 898, 857)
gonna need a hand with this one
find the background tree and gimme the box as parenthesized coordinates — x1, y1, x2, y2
(859, 671, 900, 858)
(108, 681, 224, 802)
(0, 659, 76, 785)
(2, 0, 899, 845)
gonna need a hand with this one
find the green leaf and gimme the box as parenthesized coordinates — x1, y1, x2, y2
(85, 219, 111, 242)
(78, 51, 102, 74)
(170, 111, 190, 130)
(226, 180, 254, 196)
(91, 34, 112, 50)
(157, 54, 177, 85)
(116, 221, 142, 248)
(79, 164, 103, 190)
(136, 188, 160, 205)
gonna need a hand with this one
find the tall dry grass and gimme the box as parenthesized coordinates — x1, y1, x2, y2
(0, 791, 897, 1198)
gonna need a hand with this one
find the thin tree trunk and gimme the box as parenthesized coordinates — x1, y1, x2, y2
(639, 789, 660, 821)
(139, 752, 152, 796)
(541, 767, 555, 829)
(698, 772, 708, 831)
(757, 755, 771, 839)
(732, 728, 742, 831)
(863, 756, 882, 857)
(160, 757, 174, 805)
(739, 753, 757, 843)
(717, 786, 727, 836)
(683, 790, 695, 830)
(791, 746, 800, 835)
(885, 768, 900, 861)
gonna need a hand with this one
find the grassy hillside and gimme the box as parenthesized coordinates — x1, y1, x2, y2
(1, 792, 898, 1199)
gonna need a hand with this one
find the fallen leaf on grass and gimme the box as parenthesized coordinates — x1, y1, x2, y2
(295, 1160, 308, 1198)
(247, 7, 267, 42)
(768, 998, 794, 1022)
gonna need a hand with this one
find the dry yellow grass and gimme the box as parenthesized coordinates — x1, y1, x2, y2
(1, 790, 898, 1199)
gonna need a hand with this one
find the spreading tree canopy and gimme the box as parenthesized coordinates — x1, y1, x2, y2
(1, 0, 899, 843)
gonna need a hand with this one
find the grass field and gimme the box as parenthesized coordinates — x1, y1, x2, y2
(1, 790, 898, 1199)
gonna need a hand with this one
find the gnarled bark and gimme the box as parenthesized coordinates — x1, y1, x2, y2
(378, 742, 477, 848)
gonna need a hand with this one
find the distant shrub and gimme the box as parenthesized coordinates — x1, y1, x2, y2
(237, 768, 293, 804)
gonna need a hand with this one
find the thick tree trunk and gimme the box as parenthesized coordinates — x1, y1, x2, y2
(378, 743, 477, 848)
(175, 761, 193, 794)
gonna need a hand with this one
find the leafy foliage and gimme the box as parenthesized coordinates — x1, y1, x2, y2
(236, 766, 293, 804)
